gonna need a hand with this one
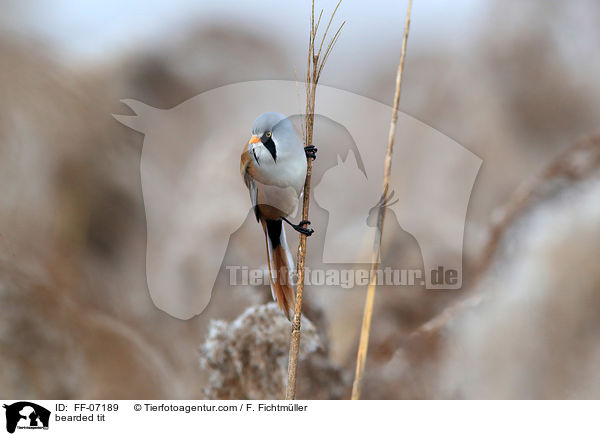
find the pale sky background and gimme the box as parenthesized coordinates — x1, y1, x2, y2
(5, 0, 486, 60)
(2, 0, 491, 105)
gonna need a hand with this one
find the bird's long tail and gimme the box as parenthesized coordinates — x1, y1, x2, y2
(261, 218, 295, 320)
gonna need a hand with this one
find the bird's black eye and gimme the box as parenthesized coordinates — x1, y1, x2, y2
(265, 131, 271, 137)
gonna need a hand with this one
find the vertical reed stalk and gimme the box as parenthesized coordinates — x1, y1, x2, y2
(285, 0, 344, 400)
(351, 0, 413, 400)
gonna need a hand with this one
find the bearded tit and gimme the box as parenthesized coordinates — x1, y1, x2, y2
(240, 112, 317, 319)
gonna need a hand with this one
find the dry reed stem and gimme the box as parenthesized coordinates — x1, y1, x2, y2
(285, 0, 344, 400)
(351, 0, 413, 400)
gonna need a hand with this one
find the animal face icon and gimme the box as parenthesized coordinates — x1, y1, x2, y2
(17, 406, 35, 426)
(3, 402, 50, 434)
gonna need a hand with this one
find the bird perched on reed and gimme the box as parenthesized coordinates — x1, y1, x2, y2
(240, 112, 316, 319)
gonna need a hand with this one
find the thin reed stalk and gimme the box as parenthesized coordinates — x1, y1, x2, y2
(351, 0, 413, 400)
(285, 0, 344, 400)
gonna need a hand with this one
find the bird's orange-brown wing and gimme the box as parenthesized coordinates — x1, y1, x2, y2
(241, 144, 260, 221)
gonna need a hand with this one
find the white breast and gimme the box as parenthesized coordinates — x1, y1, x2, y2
(250, 140, 306, 188)
(249, 138, 307, 216)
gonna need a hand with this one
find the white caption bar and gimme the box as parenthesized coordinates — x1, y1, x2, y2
(0, 400, 596, 435)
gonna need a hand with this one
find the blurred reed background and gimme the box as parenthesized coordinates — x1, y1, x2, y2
(1, 0, 600, 399)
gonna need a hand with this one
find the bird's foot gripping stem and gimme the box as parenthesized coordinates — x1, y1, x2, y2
(304, 145, 317, 161)
(282, 217, 314, 236)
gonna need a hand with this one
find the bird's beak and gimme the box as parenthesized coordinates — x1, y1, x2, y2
(249, 135, 261, 144)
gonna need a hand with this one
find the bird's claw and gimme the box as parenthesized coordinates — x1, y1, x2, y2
(295, 225, 314, 236)
(291, 221, 314, 236)
(304, 145, 317, 161)
(282, 217, 315, 236)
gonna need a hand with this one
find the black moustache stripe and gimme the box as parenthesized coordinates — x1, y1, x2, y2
(262, 136, 277, 162)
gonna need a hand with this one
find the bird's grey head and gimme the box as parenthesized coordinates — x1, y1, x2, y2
(251, 111, 288, 136)
(249, 112, 298, 162)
